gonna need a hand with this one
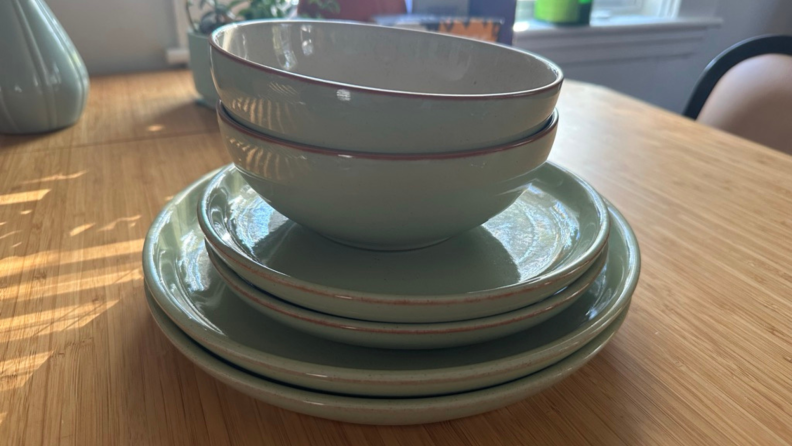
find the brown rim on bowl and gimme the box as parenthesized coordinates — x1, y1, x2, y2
(210, 19, 564, 100)
(217, 100, 559, 160)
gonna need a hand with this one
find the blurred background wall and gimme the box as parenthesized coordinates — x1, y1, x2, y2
(46, 0, 792, 112)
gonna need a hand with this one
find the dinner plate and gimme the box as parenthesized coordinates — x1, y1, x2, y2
(146, 288, 628, 425)
(142, 170, 639, 396)
(209, 246, 607, 349)
(199, 163, 610, 323)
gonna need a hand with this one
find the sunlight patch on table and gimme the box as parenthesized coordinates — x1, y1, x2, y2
(0, 239, 144, 275)
(69, 223, 95, 236)
(0, 189, 49, 205)
(0, 268, 141, 310)
(0, 296, 124, 333)
(0, 351, 53, 391)
(99, 215, 141, 232)
(0, 230, 21, 240)
(20, 170, 87, 185)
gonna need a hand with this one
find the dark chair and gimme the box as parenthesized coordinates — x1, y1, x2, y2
(683, 35, 792, 153)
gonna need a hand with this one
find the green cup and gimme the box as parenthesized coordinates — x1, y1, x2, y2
(535, 0, 592, 25)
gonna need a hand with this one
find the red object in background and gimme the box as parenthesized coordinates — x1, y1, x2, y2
(298, 0, 407, 22)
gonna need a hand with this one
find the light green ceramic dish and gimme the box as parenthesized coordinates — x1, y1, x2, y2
(146, 289, 628, 425)
(0, 0, 89, 133)
(209, 248, 606, 349)
(210, 20, 562, 153)
(187, 31, 219, 107)
(218, 104, 560, 250)
(142, 170, 639, 396)
(199, 162, 610, 323)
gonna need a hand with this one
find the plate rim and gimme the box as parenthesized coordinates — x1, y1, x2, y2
(142, 169, 640, 389)
(145, 287, 628, 424)
(197, 162, 611, 305)
(206, 244, 608, 335)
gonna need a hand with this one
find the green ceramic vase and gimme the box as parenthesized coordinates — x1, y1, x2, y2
(0, 0, 89, 134)
(187, 31, 219, 108)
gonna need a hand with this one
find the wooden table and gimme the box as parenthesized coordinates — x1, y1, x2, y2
(1, 70, 791, 445)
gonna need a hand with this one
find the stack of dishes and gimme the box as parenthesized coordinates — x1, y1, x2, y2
(143, 20, 640, 425)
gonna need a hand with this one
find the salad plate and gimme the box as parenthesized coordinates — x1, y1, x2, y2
(208, 246, 607, 349)
(199, 163, 610, 323)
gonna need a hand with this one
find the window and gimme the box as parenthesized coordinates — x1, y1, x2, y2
(515, 0, 679, 23)
(511, 0, 720, 67)
(594, 0, 645, 15)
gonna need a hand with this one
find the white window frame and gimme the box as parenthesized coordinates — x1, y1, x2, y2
(594, 0, 646, 16)
(512, 0, 720, 66)
(167, 0, 191, 64)
(637, 0, 682, 18)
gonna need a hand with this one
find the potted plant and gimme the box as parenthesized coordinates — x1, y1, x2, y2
(186, 0, 338, 107)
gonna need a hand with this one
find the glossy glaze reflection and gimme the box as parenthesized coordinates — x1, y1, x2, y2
(218, 104, 560, 251)
(200, 162, 610, 323)
(216, 21, 558, 94)
(143, 171, 638, 394)
(210, 20, 562, 152)
(210, 247, 608, 349)
(146, 287, 628, 424)
(226, 183, 575, 294)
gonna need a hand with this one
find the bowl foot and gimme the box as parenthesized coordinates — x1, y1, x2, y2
(320, 234, 452, 252)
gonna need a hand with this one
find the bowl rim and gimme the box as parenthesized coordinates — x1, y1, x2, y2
(217, 100, 559, 160)
(209, 19, 564, 100)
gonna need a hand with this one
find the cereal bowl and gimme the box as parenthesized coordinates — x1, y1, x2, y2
(210, 20, 562, 153)
(218, 102, 559, 250)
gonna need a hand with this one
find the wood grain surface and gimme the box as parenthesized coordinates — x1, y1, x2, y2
(1, 70, 791, 445)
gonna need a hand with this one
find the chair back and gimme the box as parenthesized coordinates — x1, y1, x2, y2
(684, 36, 792, 154)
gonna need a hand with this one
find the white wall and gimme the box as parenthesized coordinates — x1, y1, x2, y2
(561, 0, 792, 112)
(47, 0, 179, 74)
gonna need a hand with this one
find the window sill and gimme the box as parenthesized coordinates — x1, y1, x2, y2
(512, 16, 722, 64)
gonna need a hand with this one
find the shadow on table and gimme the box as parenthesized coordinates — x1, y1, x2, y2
(0, 285, 645, 445)
(0, 100, 217, 154)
